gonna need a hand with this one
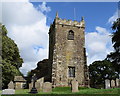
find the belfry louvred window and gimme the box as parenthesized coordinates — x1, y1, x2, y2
(68, 67, 75, 77)
(68, 30, 74, 40)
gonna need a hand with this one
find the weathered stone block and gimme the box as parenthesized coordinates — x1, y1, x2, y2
(8, 81, 14, 89)
(35, 82, 41, 91)
(105, 79, 110, 89)
(43, 82, 52, 92)
(2, 89, 15, 95)
(37, 77, 44, 90)
(71, 79, 79, 92)
(29, 79, 44, 91)
(116, 78, 119, 87)
(111, 80, 115, 88)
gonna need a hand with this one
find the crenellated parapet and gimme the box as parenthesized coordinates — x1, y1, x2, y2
(53, 12, 85, 28)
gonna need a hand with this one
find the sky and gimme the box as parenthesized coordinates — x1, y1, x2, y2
(1, 1, 119, 75)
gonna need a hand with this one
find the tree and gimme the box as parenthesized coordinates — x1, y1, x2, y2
(0, 24, 23, 89)
(25, 59, 49, 88)
(107, 18, 120, 78)
(30, 59, 49, 79)
(25, 71, 33, 89)
(89, 60, 118, 88)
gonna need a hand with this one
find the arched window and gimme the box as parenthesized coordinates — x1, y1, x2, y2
(68, 67, 75, 77)
(68, 30, 74, 40)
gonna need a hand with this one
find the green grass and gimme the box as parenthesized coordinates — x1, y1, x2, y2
(15, 87, 120, 94)
(15, 89, 29, 94)
(52, 87, 120, 94)
(1, 87, 120, 96)
(0, 90, 2, 95)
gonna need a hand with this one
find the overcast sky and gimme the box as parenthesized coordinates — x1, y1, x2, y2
(1, 1, 118, 75)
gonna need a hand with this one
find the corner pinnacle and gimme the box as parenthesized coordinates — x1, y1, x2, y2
(56, 11, 59, 18)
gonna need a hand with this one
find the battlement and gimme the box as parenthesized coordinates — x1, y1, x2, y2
(53, 12, 85, 28)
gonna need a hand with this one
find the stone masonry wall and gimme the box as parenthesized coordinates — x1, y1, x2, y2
(49, 15, 88, 87)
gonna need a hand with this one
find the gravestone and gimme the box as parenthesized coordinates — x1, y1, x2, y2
(119, 79, 120, 87)
(111, 80, 115, 88)
(105, 79, 110, 89)
(29, 83, 33, 91)
(8, 81, 14, 89)
(71, 79, 79, 92)
(2, 89, 15, 95)
(35, 82, 40, 91)
(29, 82, 42, 91)
(37, 77, 44, 91)
(116, 78, 119, 87)
(43, 82, 52, 92)
(29, 77, 44, 91)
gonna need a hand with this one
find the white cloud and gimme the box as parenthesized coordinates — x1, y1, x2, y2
(1, 2, 116, 75)
(38, 2, 51, 13)
(2, 2, 45, 26)
(108, 11, 118, 24)
(1, 0, 29, 2)
(86, 11, 119, 65)
(1, 2, 50, 75)
(85, 26, 114, 65)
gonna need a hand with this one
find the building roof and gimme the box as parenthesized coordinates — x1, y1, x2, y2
(14, 76, 26, 82)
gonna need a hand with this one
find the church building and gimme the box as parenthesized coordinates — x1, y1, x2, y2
(48, 12, 89, 87)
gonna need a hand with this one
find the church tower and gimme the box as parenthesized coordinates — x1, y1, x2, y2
(48, 12, 89, 87)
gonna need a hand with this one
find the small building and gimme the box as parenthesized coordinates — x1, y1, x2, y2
(14, 76, 26, 89)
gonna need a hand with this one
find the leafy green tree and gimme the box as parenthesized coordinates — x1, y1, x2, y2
(25, 71, 33, 89)
(89, 60, 118, 88)
(107, 18, 120, 78)
(0, 24, 23, 89)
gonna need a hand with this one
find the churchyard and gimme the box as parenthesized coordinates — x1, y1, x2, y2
(1, 75, 120, 95)
(1, 78, 120, 95)
(1, 87, 120, 95)
(1, 2, 120, 96)
(0, 77, 120, 96)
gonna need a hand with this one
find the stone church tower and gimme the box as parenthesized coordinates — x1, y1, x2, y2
(48, 12, 89, 87)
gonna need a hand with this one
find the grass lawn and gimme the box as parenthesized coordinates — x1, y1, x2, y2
(0, 90, 2, 94)
(14, 87, 120, 95)
(1, 87, 120, 96)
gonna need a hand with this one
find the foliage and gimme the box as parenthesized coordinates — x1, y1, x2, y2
(26, 71, 33, 83)
(111, 18, 120, 51)
(89, 60, 118, 88)
(25, 71, 34, 89)
(1, 24, 23, 89)
(30, 59, 49, 79)
(107, 18, 120, 78)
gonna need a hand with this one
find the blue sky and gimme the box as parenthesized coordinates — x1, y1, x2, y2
(32, 2, 118, 32)
(1, 2, 118, 75)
